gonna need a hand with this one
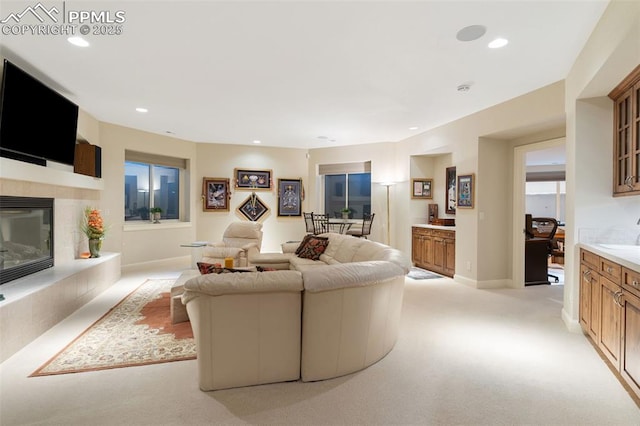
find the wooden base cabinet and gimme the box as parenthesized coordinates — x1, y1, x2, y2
(598, 275, 622, 368)
(622, 290, 640, 394)
(580, 248, 640, 400)
(412, 227, 455, 277)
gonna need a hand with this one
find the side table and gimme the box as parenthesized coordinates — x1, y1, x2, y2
(180, 241, 208, 269)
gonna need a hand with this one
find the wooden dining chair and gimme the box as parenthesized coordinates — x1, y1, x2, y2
(346, 213, 374, 238)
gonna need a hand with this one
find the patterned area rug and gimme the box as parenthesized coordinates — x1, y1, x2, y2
(31, 279, 196, 377)
(407, 267, 444, 280)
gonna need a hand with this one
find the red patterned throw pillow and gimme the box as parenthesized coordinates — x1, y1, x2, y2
(295, 234, 314, 255)
(296, 236, 329, 260)
(197, 262, 223, 274)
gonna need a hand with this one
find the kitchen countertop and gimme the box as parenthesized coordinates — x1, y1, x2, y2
(412, 224, 456, 231)
(579, 243, 640, 272)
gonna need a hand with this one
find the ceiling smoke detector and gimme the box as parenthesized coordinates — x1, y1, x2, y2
(457, 84, 471, 93)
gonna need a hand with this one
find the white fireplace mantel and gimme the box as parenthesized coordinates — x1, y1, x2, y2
(0, 157, 103, 190)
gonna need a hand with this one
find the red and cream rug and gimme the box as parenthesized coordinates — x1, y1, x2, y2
(31, 279, 196, 377)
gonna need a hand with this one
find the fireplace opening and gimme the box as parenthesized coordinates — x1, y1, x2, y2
(0, 196, 54, 285)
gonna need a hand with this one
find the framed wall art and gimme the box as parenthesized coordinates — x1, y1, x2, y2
(234, 168, 272, 190)
(445, 166, 456, 214)
(277, 178, 303, 217)
(456, 173, 475, 209)
(202, 177, 230, 211)
(237, 194, 269, 221)
(411, 178, 433, 199)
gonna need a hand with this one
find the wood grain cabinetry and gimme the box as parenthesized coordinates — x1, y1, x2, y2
(412, 226, 455, 277)
(580, 248, 640, 399)
(609, 65, 640, 196)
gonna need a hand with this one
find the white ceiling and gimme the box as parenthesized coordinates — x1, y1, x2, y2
(0, 1, 609, 150)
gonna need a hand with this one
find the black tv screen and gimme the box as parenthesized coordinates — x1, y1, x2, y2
(0, 60, 78, 166)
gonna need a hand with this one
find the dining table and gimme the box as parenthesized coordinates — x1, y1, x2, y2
(327, 218, 361, 234)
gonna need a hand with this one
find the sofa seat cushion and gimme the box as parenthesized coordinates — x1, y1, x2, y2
(302, 261, 405, 293)
(249, 252, 293, 270)
(289, 256, 327, 272)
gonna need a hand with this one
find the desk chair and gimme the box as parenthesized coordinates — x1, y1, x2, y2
(531, 217, 559, 283)
(346, 213, 375, 239)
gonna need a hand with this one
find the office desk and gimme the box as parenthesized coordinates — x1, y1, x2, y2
(525, 238, 550, 286)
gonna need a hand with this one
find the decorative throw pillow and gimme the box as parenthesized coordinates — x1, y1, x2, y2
(296, 236, 329, 261)
(197, 262, 222, 275)
(295, 234, 314, 255)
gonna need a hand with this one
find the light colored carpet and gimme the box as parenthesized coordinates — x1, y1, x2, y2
(1, 262, 639, 425)
(31, 279, 195, 376)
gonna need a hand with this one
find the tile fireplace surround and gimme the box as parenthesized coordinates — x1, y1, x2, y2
(0, 161, 121, 362)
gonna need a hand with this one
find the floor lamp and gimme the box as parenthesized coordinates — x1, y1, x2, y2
(381, 182, 396, 245)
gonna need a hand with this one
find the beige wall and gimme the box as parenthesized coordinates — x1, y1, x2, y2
(195, 143, 309, 252)
(395, 81, 566, 286)
(98, 123, 197, 266)
(564, 0, 640, 327)
(307, 142, 397, 245)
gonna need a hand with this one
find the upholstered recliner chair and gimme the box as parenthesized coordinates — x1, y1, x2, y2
(202, 222, 263, 267)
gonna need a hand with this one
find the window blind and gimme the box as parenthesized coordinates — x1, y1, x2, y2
(125, 150, 187, 169)
(318, 161, 371, 175)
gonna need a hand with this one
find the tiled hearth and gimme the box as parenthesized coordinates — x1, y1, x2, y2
(0, 253, 121, 362)
(0, 160, 120, 363)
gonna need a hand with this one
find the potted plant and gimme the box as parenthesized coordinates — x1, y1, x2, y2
(149, 207, 162, 223)
(340, 207, 350, 219)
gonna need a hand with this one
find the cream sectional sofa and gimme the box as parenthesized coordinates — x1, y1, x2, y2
(181, 232, 411, 391)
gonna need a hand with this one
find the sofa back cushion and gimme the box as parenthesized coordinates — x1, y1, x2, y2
(302, 261, 405, 293)
(319, 233, 411, 273)
(222, 222, 263, 250)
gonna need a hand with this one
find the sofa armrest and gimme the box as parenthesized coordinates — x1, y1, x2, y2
(302, 261, 405, 293)
(182, 270, 303, 304)
(281, 241, 300, 254)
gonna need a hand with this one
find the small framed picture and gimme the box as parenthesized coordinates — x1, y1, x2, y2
(411, 179, 433, 199)
(446, 166, 456, 214)
(456, 173, 475, 209)
(237, 194, 269, 221)
(234, 168, 272, 190)
(202, 177, 230, 211)
(277, 178, 303, 217)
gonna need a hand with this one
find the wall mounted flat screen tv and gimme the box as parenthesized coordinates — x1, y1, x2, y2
(0, 59, 78, 166)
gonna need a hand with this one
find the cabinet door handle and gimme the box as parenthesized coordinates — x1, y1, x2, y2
(606, 266, 613, 274)
(632, 280, 639, 288)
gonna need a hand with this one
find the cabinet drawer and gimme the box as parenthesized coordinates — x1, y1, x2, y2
(431, 230, 455, 239)
(599, 258, 622, 284)
(623, 267, 640, 299)
(580, 249, 599, 269)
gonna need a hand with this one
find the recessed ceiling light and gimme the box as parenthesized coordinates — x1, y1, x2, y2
(409, 126, 419, 130)
(67, 36, 89, 47)
(456, 25, 486, 42)
(457, 84, 471, 93)
(135, 107, 148, 113)
(253, 140, 261, 144)
(488, 38, 509, 49)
